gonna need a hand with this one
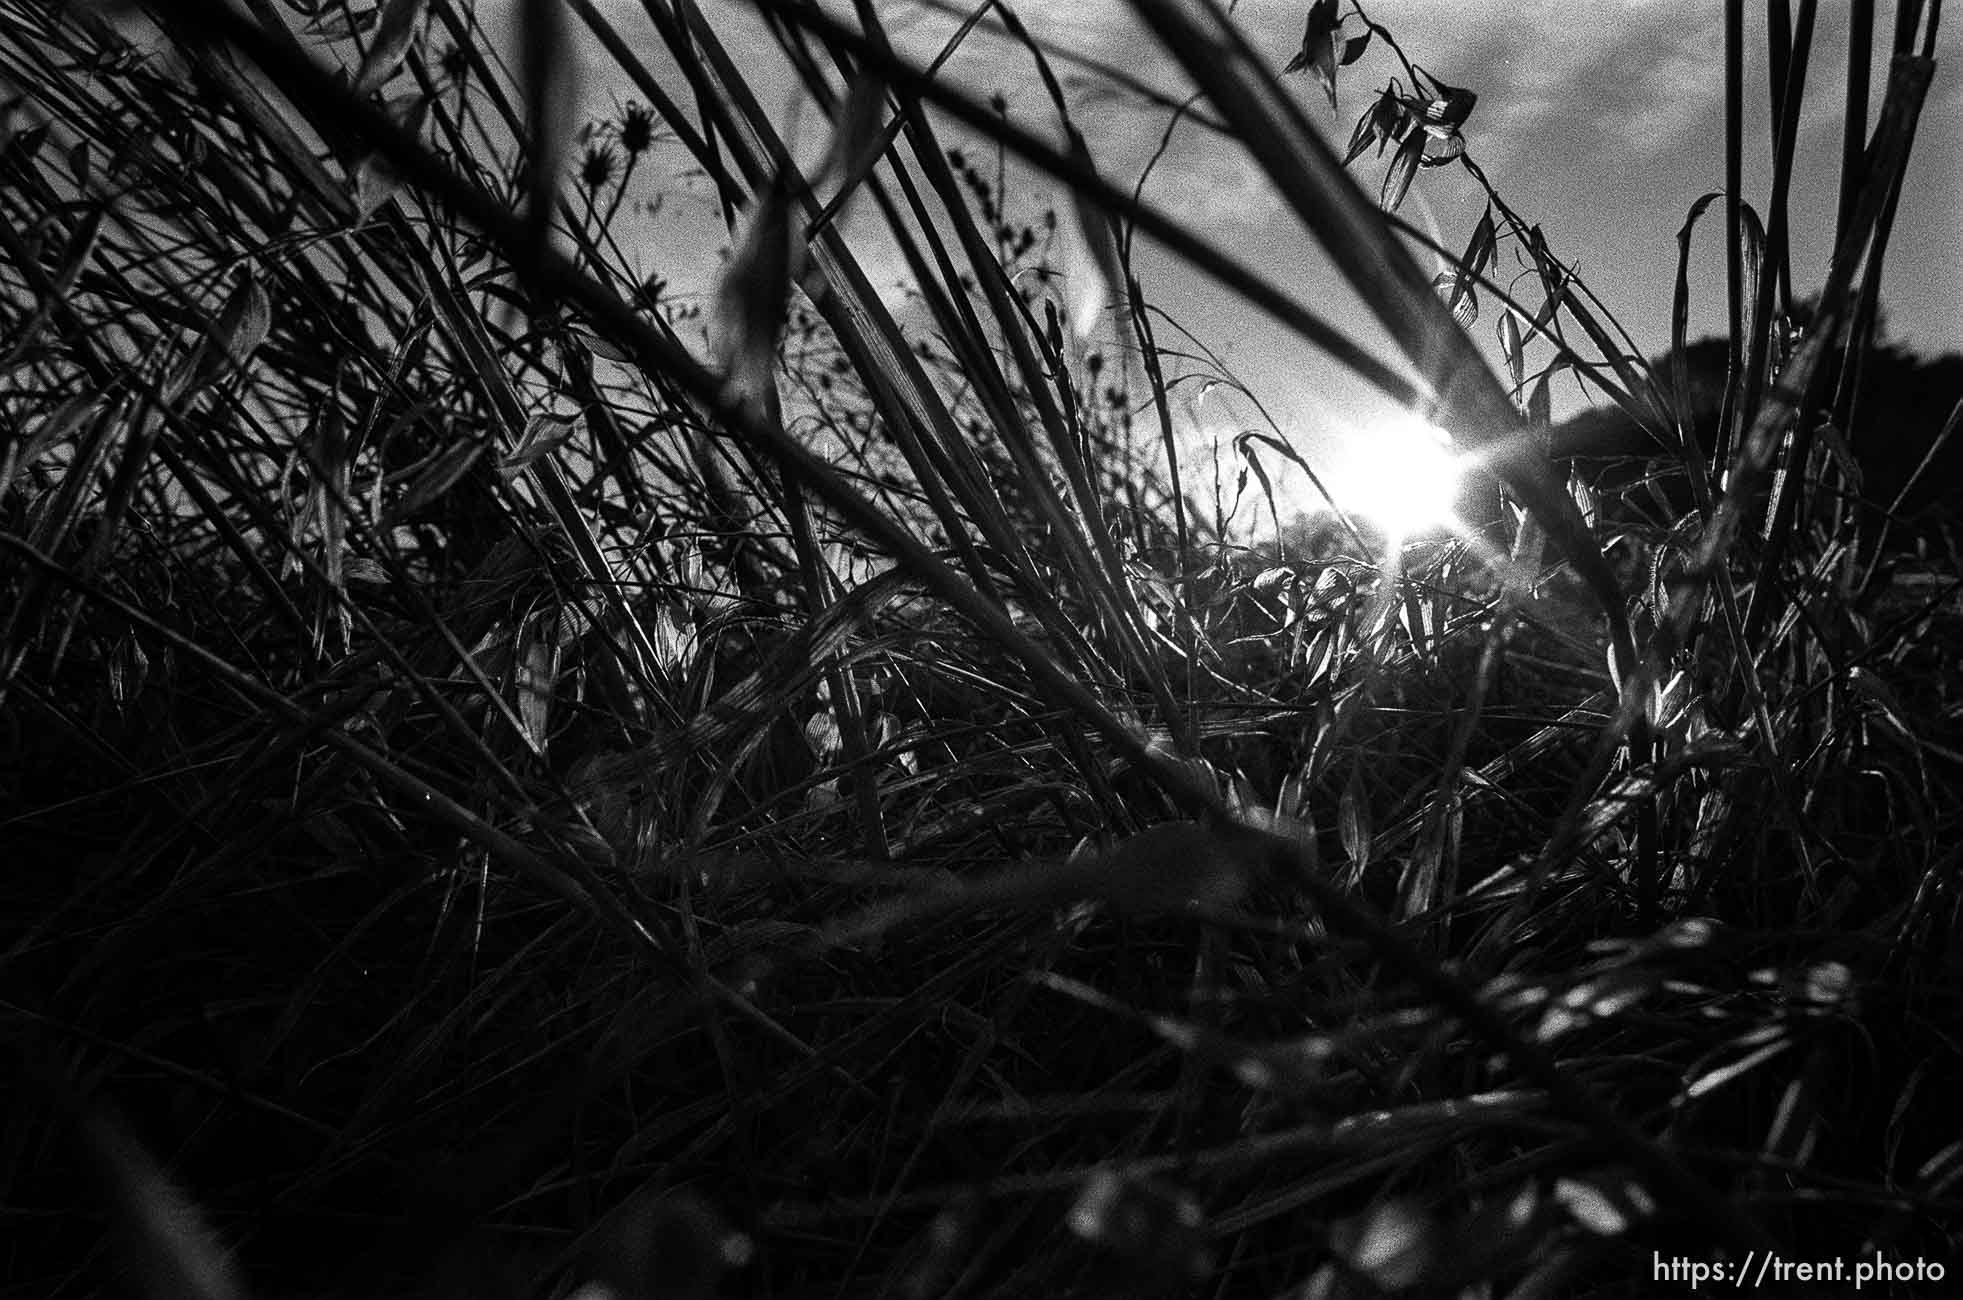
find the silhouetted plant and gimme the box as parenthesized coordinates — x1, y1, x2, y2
(2, 1, 1957, 1297)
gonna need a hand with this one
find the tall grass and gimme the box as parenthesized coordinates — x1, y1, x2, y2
(2, 0, 1957, 1296)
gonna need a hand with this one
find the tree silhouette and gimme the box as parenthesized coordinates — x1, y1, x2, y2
(1549, 318, 1963, 544)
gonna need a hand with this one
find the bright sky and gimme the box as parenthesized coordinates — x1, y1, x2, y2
(568, 0, 1961, 534)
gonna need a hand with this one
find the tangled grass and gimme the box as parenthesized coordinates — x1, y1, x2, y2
(2, 1, 1959, 1296)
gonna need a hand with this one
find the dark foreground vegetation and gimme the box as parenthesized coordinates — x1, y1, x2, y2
(2, 1, 1959, 1297)
(1551, 321, 1963, 536)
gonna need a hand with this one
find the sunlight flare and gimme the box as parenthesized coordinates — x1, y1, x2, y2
(1335, 411, 1465, 539)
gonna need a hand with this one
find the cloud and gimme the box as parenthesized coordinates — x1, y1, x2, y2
(1144, 147, 1284, 230)
(1436, 6, 1727, 169)
(872, 1, 1289, 235)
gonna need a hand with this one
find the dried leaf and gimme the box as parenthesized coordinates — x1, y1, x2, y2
(1305, 14, 1341, 109)
(1063, 125, 1123, 337)
(1569, 469, 1597, 528)
(1301, 625, 1339, 682)
(1339, 765, 1371, 868)
(1277, 766, 1309, 819)
(351, 152, 405, 220)
(1342, 99, 1381, 166)
(570, 328, 633, 363)
(343, 555, 390, 586)
(310, 400, 349, 595)
(1499, 308, 1524, 390)
(820, 73, 888, 211)
(804, 708, 843, 761)
(714, 178, 798, 410)
(646, 600, 693, 674)
(1344, 89, 1407, 166)
(515, 624, 553, 751)
(1283, 0, 1342, 114)
(1418, 131, 1466, 167)
(107, 632, 148, 705)
(1464, 205, 1496, 278)
(1380, 126, 1423, 212)
(213, 275, 271, 369)
(1525, 230, 1574, 337)
(1431, 270, 1477, 327)
(498, 412, 580, 477)
(1419, 84, 1478, 131)
(349, 94, 432, 222)
(1401, 583, 1431, 655)
(352, 0, 428, 97)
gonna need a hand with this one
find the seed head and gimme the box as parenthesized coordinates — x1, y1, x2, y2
(580, 144, 616, 191)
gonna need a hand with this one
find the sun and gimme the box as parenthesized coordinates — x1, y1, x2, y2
(1334, 412, 1466, 540)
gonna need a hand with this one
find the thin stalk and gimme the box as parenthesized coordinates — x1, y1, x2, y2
(1719, 0, 1745, 475)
